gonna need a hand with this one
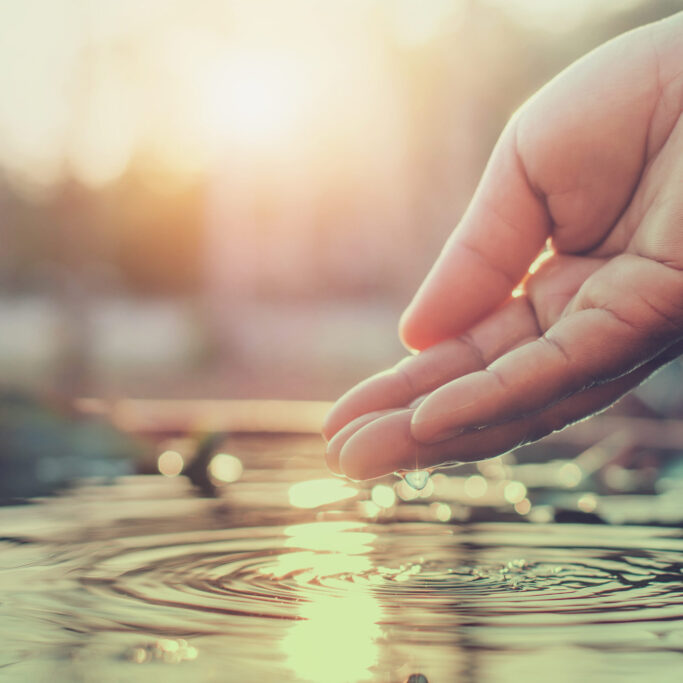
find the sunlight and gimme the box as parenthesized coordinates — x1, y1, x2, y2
(262, 522, 376, 582)
(284, 521, 376, 554)
(288, 479, 358, 509)
(200, 48, 308, 153)
(392, 0, 462, 47)
(276, 520, 384, 683)
(283, 586, 384, 683)
(0, 1, 406, 191)
(265, 550, 373, 583)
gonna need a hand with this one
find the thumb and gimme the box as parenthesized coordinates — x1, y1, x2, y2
(399, 119, 549, 351)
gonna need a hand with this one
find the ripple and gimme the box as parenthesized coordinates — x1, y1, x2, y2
(2, 470, 683, 683)
(66, 521, 683, 642)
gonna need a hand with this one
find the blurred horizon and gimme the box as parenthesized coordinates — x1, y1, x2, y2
(2, 0, 682, 401)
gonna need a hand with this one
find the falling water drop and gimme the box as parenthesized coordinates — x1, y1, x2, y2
(402, 469, 431, 491)
(405, 674, 429, 683)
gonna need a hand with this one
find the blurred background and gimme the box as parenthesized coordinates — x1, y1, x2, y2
(0, 0, 681, 527)
(1, 0, 681, 403)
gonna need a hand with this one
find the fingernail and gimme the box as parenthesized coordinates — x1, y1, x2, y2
(321, 414, 335, 442)
(398, 307, 419, 352)
(325, 454, 343, 475)
(410, 382, 484, 442)
(324, 433, 345, 474)
(411, 400, 472, 443)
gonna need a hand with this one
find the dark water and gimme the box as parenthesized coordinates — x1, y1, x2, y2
(1, 434, 682, 682)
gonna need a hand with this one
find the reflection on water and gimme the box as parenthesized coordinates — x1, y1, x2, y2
(0, 434, 682, 682)
(288, 478, 358, 509)
(286, 587, 382, 681)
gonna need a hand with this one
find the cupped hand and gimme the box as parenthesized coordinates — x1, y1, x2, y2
(324, 13, 683, 480)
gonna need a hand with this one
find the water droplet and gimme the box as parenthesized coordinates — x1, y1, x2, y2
(406, 674, 429, 683)
(403, 470, 431, 491)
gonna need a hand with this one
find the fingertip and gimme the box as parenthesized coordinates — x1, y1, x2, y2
(398, 306, 416, 351)
(324, 427, 350, 474)
(321, 393, 360, 442)
(322, 383, 371, 442)
(325, 410, 394, 476)
(399, 303, 434, 352)
(322, 396, 357, 441)
(321, 368, 413, 441)
(336, 453, 372, 482)
(321, 407, 337, 443)
(339, 409, 416, 480)
(324, 436, 343, 474)
(338, 446, 379, 482)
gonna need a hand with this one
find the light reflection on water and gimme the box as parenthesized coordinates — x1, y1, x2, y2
(0, 434, 682, 682)
(283, 577, 383, 683)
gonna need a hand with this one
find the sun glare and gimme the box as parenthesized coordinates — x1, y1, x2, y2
(1, 0, 638, 194)
(283, 587, 384, 683)
(200, 48, 309, 155)
(272, 521, 384, 683)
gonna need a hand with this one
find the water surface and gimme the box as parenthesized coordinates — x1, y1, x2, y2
(1, 434, 681, 682)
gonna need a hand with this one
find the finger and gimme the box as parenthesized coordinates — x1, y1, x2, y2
(411, 256, 683, 443)
(324, 252, 600, 441)
(339, 343, 681, 480)
(324, 252, 603, 442)
(325, 410, 395, 474)
(322, 296, 540, 441)
(399, 122, 550, 352)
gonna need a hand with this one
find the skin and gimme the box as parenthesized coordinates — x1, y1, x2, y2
(323, 12, 683, 481)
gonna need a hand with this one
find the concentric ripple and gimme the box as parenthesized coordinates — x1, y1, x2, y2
(69, 520, 683, 642)
(2, 469, 683, 682)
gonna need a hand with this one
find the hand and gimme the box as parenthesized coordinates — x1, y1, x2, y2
(323, 13, 683, 480)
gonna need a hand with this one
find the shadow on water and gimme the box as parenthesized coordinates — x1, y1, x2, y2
(0, 433, 682, 683)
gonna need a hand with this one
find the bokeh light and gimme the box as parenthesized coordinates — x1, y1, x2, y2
(157, 450, 184, 477)
(371, 484, 397, 509)
(208, 453, 243, 483)
(464, 475, 488, 498)
(514, 498, 532, 515)
(577, 493, 598, 513)
(503, 481, 527, 505)
(559, 462, 583, 488)
(431, 502, 452, 522)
